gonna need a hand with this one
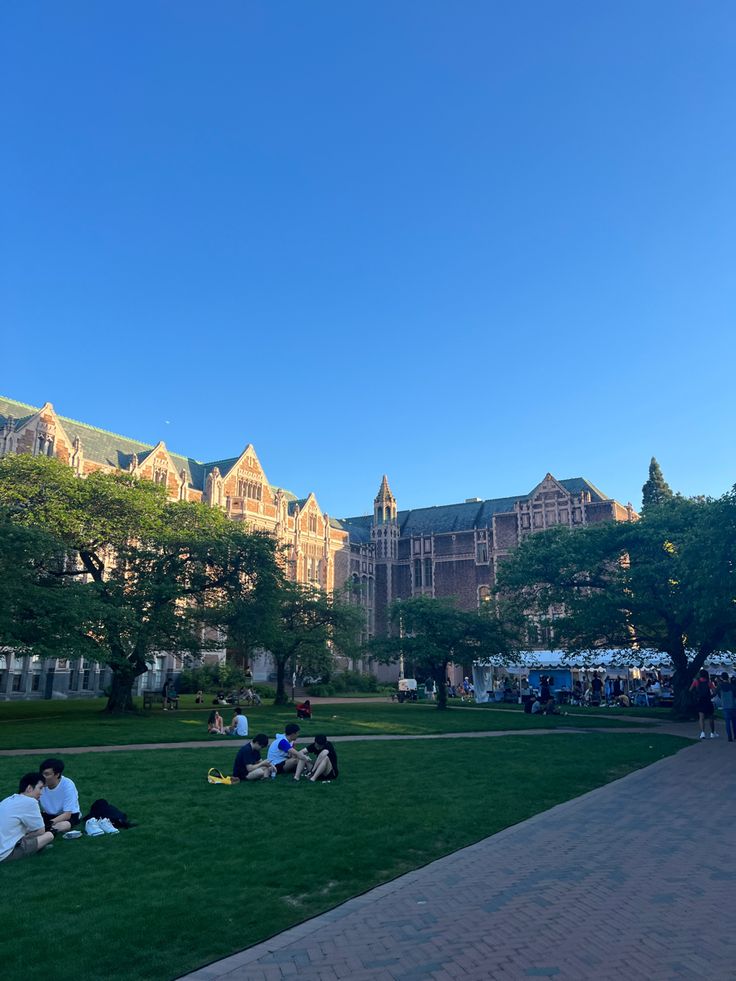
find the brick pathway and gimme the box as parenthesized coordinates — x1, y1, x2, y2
(180, 734, 736, 981)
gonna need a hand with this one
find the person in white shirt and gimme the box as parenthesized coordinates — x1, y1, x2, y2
(0, 772, 54, 862)
(39, 758, 81, 834)
(226, 707, 249, 737)
(266, 724, 312, 780)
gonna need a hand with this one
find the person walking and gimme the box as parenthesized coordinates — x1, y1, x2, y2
(690, 669, 717, 740)
(717, 672, 736, 743)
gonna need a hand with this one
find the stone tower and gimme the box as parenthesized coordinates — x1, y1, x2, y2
(371, 475, 399, 635)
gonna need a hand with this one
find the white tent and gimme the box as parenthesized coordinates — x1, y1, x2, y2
(472, 648, 736, 703)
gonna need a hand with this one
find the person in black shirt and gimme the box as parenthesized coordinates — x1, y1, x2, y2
(305, 734, 339, 783)
(233, 734, 274, 782)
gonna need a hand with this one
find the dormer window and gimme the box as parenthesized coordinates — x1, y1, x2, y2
(37, 433, 55, 457)
(153, 461, 168, 485)
(236, 475, 263, 501)
(309, 512, 318, 534)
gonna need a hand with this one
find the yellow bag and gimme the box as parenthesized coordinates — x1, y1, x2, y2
(207, 768, 234, 785)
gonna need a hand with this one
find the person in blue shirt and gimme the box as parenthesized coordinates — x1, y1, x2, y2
(266, 724, 312, 781)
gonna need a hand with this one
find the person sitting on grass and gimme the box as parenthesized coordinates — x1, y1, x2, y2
(266, 723, 312, 781)
(226, 707, 249, 737)
(0, 772, 54, 863)
(296, 699, 312, 720)
(39, 758, 81, 835)
(207, 710, 226, 735)
(305, 734, 339, 783)
(233, 734, 276, 782)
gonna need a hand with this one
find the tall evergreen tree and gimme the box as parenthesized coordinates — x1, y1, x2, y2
(641, 457, 673, 510)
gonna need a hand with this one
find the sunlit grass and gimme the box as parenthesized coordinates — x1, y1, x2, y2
(0, 733, 687, 981)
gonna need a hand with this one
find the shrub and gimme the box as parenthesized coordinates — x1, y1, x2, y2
(305, 671, 380, 696)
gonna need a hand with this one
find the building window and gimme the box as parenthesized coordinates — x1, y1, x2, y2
(309, 513, 318, 534)
(12, 674, 22, 692)
(414, 558, 422, 586)
(31, 674, 41, 691)
(153, 464, 168, 485)
(423, 558, 433, 587)
(476, 540, 489, 564)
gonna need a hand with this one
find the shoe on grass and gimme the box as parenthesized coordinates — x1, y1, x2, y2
(97, 818, 120, 834)
(63, 830, 82, 840)
(85, 818, 105, 837)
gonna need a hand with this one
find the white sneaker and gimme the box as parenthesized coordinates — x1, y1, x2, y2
(97, 817, 120, 834)
(710, 732, 719, 739)
(699, 732, 706, 740)
(85, 818, 105, 837)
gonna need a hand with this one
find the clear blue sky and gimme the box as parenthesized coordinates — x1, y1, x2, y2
(2, 2, 734, 517)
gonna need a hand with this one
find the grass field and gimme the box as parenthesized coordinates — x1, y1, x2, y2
(0, 733, 687, 981)
(0, 697, 650, 750)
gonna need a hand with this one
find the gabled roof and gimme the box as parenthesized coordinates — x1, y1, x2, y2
(332, 514, 373, 543)
(557, 477, 607, 502)
(338, 477, 613, 538)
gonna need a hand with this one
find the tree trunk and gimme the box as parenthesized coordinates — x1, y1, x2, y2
(434, 665, 448, 710)
(273, 657, 289, 705)
(105, 666, 137, 713)
(105, 651, 148, 713)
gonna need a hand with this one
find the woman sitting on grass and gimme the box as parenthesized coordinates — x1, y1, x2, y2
(296, 699, 312, 720)
(207, 710, 226, 735)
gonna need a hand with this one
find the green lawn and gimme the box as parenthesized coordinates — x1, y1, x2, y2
(0, 733, 687, 981)
(0, 697, 650, 750)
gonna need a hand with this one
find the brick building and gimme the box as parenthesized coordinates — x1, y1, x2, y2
(0, 396, 634, 696)
(335, 474, 636, 660)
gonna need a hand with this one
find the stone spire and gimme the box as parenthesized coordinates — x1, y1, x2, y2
(373, 475, 397, 525)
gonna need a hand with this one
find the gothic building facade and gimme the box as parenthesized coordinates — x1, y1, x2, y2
(0, 396, 635, 697)
(338, 474, 635, 660)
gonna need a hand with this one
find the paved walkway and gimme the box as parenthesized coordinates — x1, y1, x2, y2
(180, 734, 736, 981)
(0, 726, 662, 757)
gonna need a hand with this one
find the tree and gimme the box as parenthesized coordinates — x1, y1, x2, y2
(0, 455, 282, 712)
(238, 580, 361, 705)
(496, 492, 736, 716)
(0, 516, 98, 661)
(370, 596, 514, 709)
(641, 457, 674, 511)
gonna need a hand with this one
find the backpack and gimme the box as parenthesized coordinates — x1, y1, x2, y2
(207, 768, 235, 786)
(87, 798, 133, 829)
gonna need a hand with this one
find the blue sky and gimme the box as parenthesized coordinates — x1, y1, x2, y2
(2, 2, 734, 517)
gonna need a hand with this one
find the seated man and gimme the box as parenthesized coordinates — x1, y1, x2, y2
(233, 734, 275, 782)
(226, 707, 249, 737)
(39, 758, 81, 835)
(305, 734, 339, 783)
(267, 723, 311, 780)
(531, 698, 543, 714)
(0, 772, 54, 863)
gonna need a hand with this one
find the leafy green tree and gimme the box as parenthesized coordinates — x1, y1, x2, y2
(370, 596, 514, 709)
(641, 457, 674, 510)
(0, 516, 98, 661)
(0, 455, 282, 712)
(496, 493, 736, 716)
(233, 580, 362, 705)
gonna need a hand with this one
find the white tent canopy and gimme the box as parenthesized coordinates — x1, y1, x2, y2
(472, 649, 736, 704)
